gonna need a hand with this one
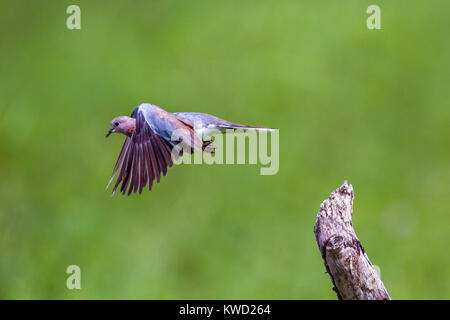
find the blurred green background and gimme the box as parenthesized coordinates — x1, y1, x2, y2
(0, 0, 449, 299)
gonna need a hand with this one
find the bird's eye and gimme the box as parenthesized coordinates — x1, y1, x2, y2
(115, 122, 119, 126)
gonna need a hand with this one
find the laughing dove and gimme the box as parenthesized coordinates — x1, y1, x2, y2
(106, 103, 274, 195)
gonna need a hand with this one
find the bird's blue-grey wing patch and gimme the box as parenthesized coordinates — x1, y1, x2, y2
(139, 103, 205, 150)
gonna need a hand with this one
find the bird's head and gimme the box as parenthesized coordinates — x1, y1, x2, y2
(106, 116, 136, 138)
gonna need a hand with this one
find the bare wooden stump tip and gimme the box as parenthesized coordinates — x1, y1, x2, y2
(314, 181, 391, 300)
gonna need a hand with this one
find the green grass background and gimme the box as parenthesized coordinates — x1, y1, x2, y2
(0, 0, 449, 299)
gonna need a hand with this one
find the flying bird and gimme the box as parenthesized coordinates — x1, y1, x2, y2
(106, 103, 274, 195)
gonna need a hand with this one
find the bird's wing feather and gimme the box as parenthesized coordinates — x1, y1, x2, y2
(107, 106, 180, 195)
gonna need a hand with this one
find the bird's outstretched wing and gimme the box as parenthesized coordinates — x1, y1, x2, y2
(107, 104, 204, 195)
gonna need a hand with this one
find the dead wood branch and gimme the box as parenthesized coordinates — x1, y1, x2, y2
(314, 181, 391, 300)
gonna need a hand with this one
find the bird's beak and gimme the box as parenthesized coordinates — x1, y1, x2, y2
(105, 128, 114, 138)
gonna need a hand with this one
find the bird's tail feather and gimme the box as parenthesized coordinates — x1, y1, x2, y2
(214, 124, 275, 132)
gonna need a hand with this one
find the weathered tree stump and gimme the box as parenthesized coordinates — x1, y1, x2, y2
(314, 181, 391, 300)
